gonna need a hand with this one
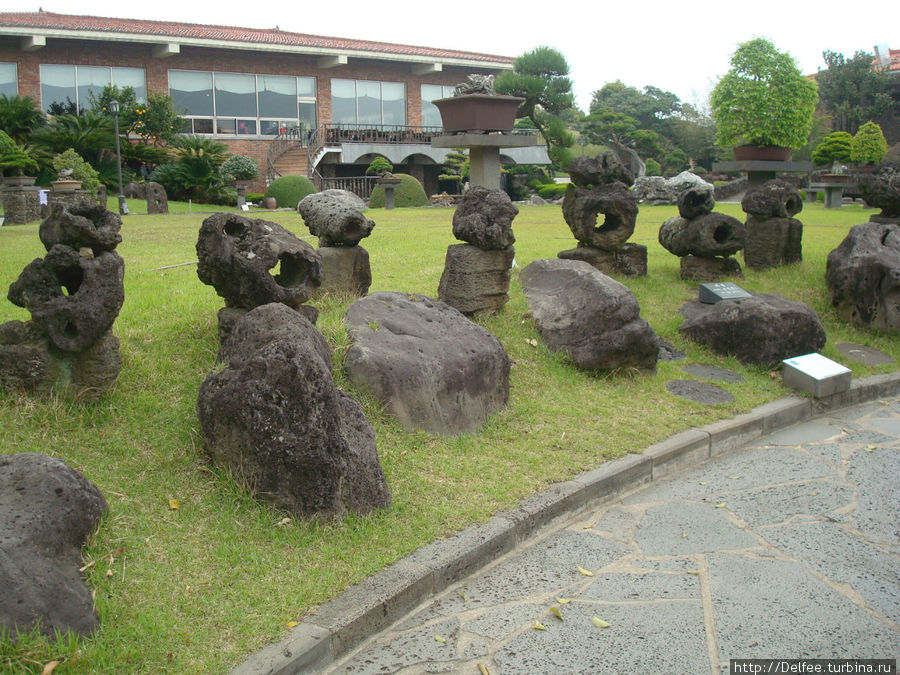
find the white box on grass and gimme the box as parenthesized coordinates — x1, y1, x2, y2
(782, 353, 851, 397)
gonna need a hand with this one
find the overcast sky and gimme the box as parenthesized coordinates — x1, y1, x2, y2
(27, 1, 894, 112)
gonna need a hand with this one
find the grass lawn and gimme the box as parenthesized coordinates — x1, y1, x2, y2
(1, 200, 897, 673)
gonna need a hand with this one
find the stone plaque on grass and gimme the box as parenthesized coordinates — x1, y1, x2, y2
(698, 282, 751, 304)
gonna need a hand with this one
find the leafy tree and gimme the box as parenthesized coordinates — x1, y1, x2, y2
(644, 157, 661, 176)
(0, 129, 39, 176)
(816, 51, 893, 135)
(580, 108, 661, 175)
(91, 86, 184, 147)
(710, 38, 818, 149)
(495, 46, 575, 168)
(850, 121, 889, 165)
(590, 81, 681, 136)
(0, 95, 46, 144)
(811, 131, 853, 166)
(439, 148, 468, 192)
(221, 154, 260, 182)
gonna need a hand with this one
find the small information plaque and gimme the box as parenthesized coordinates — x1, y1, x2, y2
(782, 353, 852, 398)
(698, 282, 752, 304)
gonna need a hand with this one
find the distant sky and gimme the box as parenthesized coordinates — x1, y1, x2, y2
(24, 1, 894, 111)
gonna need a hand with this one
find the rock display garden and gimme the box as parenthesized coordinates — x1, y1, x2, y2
(0, 202, 125, 400)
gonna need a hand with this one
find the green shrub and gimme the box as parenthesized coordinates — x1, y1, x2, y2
(537, 183, 568, 200)
(245, 192, 264, 203)
(692, 166, 708, 175)
(644, 158, 661, 176)
(812, 131, 853, 166)
(365, 156, 393, 176)
(52, 148, 102, 196)
(221, 154, 260, 182)
(0, 129, 38, 176)
(265, 175, 317, 207)
(368, 173, 427, 208)
(850, 122, 888, 165)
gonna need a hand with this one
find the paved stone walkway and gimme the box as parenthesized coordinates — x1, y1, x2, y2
(326, 397, 900, 674)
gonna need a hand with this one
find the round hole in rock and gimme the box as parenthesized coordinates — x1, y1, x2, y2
(224, 220, 248, 237)
(270, 254, 310, 288)
(713, 225, 731, 244)
(62, 321, 79, 339)
(57, 265, 84, 296)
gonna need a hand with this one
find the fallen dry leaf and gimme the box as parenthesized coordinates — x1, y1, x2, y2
(434, 634, 446, 643)
(715, 502, 726, 509)
(548, 606, 563, 621)
(577, 566, 594, 577)
(556, 597, 571, 604)
(168, 498, 179, 511)
(533, 621, 548, 631)
(478, 664, 490, 675)
(592, 615, 610, 629)
(287, 621, 297, 628)
(41, 661, 60, 675)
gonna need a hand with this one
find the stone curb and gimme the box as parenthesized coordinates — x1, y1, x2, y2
(232, 371, 900, 674)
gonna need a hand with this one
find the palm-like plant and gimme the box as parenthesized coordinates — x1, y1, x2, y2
(31, 111, 115, 165)
(0, 94, 47, 144)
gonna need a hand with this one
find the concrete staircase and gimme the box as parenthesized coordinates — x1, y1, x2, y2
(273, 145, 309, 179)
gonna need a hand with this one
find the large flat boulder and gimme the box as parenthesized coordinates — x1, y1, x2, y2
(826, 221, 900, 333)
(519, 259, 659, 371)
(679, 294, 826, 366)
(344, 292, 510, 435)
(0, 453, 107, 638)
(198, 304, 389, 518)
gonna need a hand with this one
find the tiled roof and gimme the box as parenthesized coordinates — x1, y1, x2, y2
(0, 11, 514, 64)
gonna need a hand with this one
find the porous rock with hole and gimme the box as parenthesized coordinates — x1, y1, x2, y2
(520, 258, 659, 372)
(741, 180, 804, 270)
(559, 153, 645, 276)
(0, 452, 107, 638)
(196, 213, 321, 309)
(825, 221, 900, 333)
(344, 292, 511, 435)
(197, 303, 390, 518)
(678, 293, 826, 367)
(1, 204, 124, 400)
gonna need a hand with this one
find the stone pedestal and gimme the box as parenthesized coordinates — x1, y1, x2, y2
(47, 189, 92, 211)
(1, 185, 41, 224)
(679, 255, 743, 282)
(558, 243, 647, 277)
(432, 133, 538, 191)
(712, 160, 813, 189)
(316, 246, 372, 297)
(438, 243, 514, 314)
(743, 216, 803, 270)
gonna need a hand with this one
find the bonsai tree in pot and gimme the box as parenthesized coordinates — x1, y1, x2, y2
(0, 129, 39, 183)
(51, 148, 102, 195)
(710, 38, 818, 159)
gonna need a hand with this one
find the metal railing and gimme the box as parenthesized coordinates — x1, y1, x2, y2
(312, 175, 380, 198)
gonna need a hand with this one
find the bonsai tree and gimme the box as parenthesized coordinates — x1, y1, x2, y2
(811, 131, 853, 166)
(0, 128, 39, 177)
(365, 156, 393, 176)
(710, 38, 818, 149)
(51, 148, 102, 196)
(221, 154, 260, 183)
(850, 121, 888, 165)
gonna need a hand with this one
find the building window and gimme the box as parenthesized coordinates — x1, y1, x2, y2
(0, 63, 17, 97)
(421, 84, 455, 128)
(170, 70, 316, 136)
(40, 64, 145, 114)
(331, 79, 407, 127)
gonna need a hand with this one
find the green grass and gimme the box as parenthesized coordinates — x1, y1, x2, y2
(1, 201, 897, 673)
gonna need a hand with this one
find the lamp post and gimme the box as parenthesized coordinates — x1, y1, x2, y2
(110, 99, 128, 215)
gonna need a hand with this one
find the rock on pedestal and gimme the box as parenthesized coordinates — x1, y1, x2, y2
(679, 256, 743, 282)
(317, 246, 372, 297)
(557, 243, 648, 277)
(825, 221, 900, 332)
(438, 244, 514, 315)
(741, 180, 804, 270)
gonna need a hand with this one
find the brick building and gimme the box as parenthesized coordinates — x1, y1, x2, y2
(0, 11, 548, 194)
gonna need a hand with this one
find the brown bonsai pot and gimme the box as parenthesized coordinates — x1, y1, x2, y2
(2, 175, 37, 188)
(732, 145, 792, 161)
(433, 94, 524, 134)
(51, 179, 82, 191)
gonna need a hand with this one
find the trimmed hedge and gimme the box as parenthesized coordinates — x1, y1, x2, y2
(265, 175, 316, 208)
(537, 183, 568, 200)
(368, 173, 427, 208)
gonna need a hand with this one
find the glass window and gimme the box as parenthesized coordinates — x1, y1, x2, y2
(215, 72, 256, 117)
(260, 120, 280, 135)
(382, 82, 406, 125)
(299, 101, 317, 134)
(192, 118, 214, 134)
(237, 119, 257, 135)
(421, 84, 454, 127)
(169, 70, 213, 116)
(0, 63, 17, 97)
(40, 64, 76, 113)
(258, 74, 296, 119)
(331, 79, 356, 125)
(356, 80, 381, 125)
(298, 76, 316, 98)
(216, 118, 236, 134)
(112, 67, 146, 102)
(77, 66, 109, 111)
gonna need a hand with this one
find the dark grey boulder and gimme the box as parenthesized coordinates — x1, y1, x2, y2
(145, 182, 168, 215)
(0, 452, 107, 638)
(0, 320, 58, 394)
(826, 221, 900, 333)
(679, 294, 826, 367)
(743, 215, 803, 270)
(39, 202, 122, 252)
(561, 183, 638, 251)
(659, 213, 747, 258)
(344, 292, 510, 435)
(568, 153, 634, 189)
(298, 192, 375, 247)
(438, 244, 514, 314)
(196, 213, 321, 309)
(858, 162, 900, 222)
(679, 255, 743, 282)
(8, 245, 125, 353)
(316, 246, 372, 297)
(677, 185, 716, 220)
(519, 259, 659, 371)
(741, 180, 803, 218)
(557, 242, 647, 277)
(198, 304, 389, 518)
(451, 186, 517, 250)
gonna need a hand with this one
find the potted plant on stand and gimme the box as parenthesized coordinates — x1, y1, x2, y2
(0, 128, 41, 223)
(221, 154, 260, 208)
(710, 38, 818, 161)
